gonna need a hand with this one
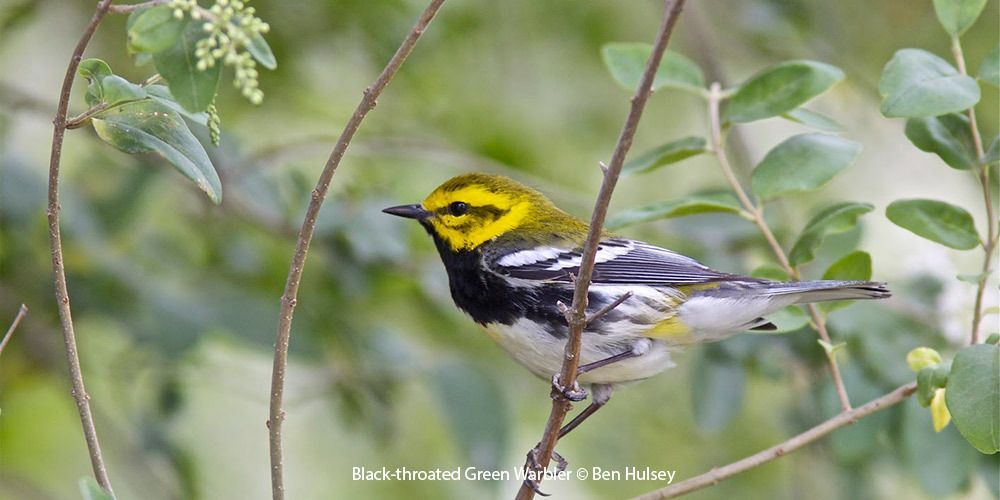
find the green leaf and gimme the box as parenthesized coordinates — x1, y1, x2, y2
(820, 251, 872, 312)
(957, 271, 988, 283)
(79, 477, 115, 500)
(724, 60, 844, 123)
(781, 108, 845, 132)
(691, 345, 745, 433)
(886, 199, 979, 250)
(750, 263, 788, 281)
(127, 5, 185, 54)
(146, 84, 209, 126)
(623, 136, 707, 174)
(979, 45, 999, 87)
(601, 43, 705, 94)
(917, 366, 939, 407)
(879, 49, 980, 118)
(904, 113, 978, 170)
(91, 100, 221, 203)
(154, 20, 221, 113)
(606, 193, 741, 229)
(823, 250, 872, 281)
(985, 135, 1000, 166)
(78, 58, 112, 106)
(789, 202, 874, 265)
(431, 361, 508, 471)
(751, 133, 861, 200)
(248, 32, 277, 70)
(932, 0, 988, 36)
(946, 343, 1000, 454)
(901, 399, 980, 496)
(100, 75, 147, 107)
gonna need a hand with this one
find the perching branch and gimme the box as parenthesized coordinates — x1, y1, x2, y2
(266, 1, 446, 499)
(514, 2, 688, 499)
(949, 36, 997, 345)
(633, 382, 917, 499)
(0, 304, 28, 357)
(46, 0, 116, 495)
(706, 83, 853, 412)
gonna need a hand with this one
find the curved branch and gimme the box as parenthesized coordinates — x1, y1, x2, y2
(514, 1, 688, 498)
(706, 83, 852, 412)
(266, 1, 446, 499)
(46, 0, 116, 495)
(634, 382, 917, 500)
(950, 36, 997, 345)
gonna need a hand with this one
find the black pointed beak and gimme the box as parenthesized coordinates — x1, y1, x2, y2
(382, 203, 432, 220)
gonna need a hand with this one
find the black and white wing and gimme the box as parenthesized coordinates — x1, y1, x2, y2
(490, 238, 741, 285)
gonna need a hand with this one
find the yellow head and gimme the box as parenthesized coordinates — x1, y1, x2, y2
(383, 173, 585, 251)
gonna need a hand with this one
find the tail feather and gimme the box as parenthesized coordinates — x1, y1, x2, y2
(758, 280, 891, 304)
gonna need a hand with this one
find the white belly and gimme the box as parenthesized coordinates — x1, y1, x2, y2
(482, 318, 676, 386)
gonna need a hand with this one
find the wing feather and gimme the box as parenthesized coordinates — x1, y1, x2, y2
(491, 239, 742, 285)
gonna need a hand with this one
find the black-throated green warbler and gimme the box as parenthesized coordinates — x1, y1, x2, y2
(384, 173, 889, 435)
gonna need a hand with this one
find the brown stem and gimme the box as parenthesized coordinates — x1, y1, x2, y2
(634, 382, 916, 499)
(46, 0, 115, 495)
(0, 304, 28, 357)
(706, 83, 852, 411)
(514, 2, 688, 499)
(266, 2, 445, 499)
(950, 36, 997, 344)
(107, 0, 170, 14)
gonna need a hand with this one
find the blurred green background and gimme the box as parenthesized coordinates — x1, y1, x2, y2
(1, 0, 998, 498)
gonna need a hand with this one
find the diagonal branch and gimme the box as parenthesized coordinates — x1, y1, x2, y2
(46, 0, 116, 495)
(633, 382, 916, 499)
(514, 1, 688, 498)
(0, 304, 28, 357)
(949, 35, 997, 345)
(266, 1, 446, 499)
(706, 83, 852, 412)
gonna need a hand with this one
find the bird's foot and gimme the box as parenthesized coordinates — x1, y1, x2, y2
(522, 446, 569, 496)
(550, 373, 588, 402)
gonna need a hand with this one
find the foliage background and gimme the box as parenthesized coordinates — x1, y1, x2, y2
(0, 0, 997, 498)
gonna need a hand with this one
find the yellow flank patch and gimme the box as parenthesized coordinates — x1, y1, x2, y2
(423, 185, 532, 251)
(647, 316, 692, 342)
(675, 282, 722, 295)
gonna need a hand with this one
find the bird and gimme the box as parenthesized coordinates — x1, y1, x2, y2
(383, 172, 890, 440)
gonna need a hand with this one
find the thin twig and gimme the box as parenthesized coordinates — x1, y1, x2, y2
(65, 72, 163, 129)
(266, 2, 445, 499)
(66, 103, 109, 129)
(46, 0, 116, 495)
(950, 36, 997, 345)
(634, 382, 916, 499)
(108, 0, 170, 14)
(587, 291, 633, 325)
(514, 2, 688, 499)
(706, 82, 852, 412)
(0, 304, 28, 357)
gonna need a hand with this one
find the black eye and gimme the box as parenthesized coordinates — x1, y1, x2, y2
(449, 201, 470, 216)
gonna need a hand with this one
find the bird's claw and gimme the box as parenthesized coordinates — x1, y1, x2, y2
(550, 373, 588, 402)
(522, 446, 570, 496)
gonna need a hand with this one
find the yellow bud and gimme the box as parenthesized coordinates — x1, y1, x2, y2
(930, 388, 951, 432)
(906, 347, 942, 372)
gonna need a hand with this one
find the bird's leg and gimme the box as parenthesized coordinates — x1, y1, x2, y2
(522, 447, 568, 496)
(550, 338, 650, 402)
(550, 373, 588, 402)
(558, 383, 613, 439)
(533, 338, 649, 491)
